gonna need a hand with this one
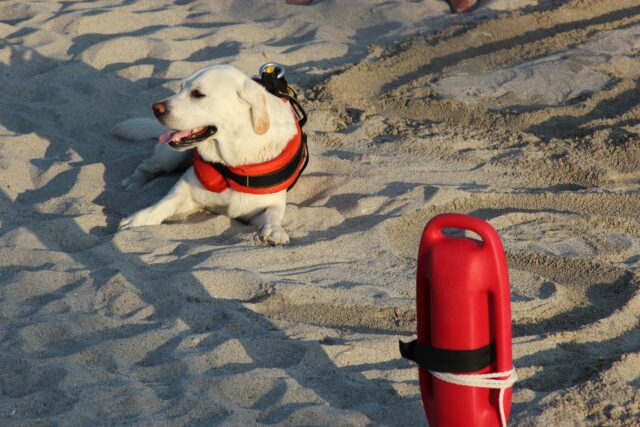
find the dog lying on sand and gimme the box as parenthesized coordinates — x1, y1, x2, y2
(112, 64, 307, 245)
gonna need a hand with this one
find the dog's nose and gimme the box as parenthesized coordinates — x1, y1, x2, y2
(152, 102, 167, 118)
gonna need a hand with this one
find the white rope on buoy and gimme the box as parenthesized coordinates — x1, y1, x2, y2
(429, 368, 518, 427)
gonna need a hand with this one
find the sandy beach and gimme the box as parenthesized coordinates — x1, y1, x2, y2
(1, 0, 639, 425)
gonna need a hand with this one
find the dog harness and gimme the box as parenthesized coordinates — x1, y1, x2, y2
(192, 63, 308, 195)
(193, 113, 307, 194)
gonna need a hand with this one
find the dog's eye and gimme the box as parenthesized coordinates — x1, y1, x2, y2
(190, 89, 206, 99)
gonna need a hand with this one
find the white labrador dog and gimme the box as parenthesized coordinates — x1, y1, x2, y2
(113, 65, 303, 245)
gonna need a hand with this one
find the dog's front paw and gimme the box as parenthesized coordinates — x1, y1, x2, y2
(121, 176, 142, 191)
(119, 209, 160, 230)
(255, 223, 289, 246)
(121, 169, 153, 191)
(118, 215, 137, 230)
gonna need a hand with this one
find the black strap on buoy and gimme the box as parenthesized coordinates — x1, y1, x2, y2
(399, 339, 496, 373)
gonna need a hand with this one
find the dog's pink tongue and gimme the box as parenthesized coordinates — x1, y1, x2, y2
(159, 129, 193, 144)
(160, 130, 176, 145)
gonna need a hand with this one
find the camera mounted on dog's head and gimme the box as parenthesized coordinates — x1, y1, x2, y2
(256, 62, 307, 127)
(259, 63, 289, 97)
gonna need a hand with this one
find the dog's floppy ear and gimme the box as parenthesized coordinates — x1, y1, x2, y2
(237, 79, 270, 135)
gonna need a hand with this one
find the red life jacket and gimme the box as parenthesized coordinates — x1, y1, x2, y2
(192, 112, 307, 194)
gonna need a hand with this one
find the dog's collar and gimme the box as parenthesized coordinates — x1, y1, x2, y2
(193, 111, 308, 194)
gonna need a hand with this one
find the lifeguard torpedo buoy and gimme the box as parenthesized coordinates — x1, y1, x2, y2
(401, 214, 516, 427)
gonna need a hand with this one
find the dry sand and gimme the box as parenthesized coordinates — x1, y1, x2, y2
(1, 0, 639, 425)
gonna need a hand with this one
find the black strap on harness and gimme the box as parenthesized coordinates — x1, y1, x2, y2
(400, 339, 496, 373)
(210, 132, 307, 189)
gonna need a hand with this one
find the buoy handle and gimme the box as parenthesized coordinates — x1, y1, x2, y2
(421, 213, 501, 254)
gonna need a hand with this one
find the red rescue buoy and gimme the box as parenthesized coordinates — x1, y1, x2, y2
(400, 213, 516, 427)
